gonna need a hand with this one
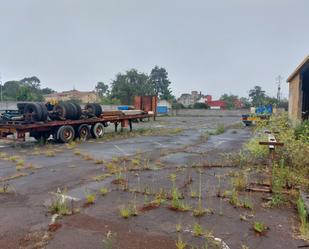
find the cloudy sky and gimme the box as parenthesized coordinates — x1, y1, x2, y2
(0, 0, 308, 99)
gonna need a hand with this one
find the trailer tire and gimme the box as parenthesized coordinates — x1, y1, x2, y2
(85, 103, 97, 117)
(65, 102, 76, 120)
(53, 103, 67, 119)
(85, 103, 102, 117)
(93, 103, 102, 117)
(91, 123, 104, 138)
(77, 124, 90, 141)
(17, 102, 29, 114)
(57, 125, 75, 143)
(38, 102, 48, 121)
(24, 103, 43, 121)
(72, 103, 82, 120)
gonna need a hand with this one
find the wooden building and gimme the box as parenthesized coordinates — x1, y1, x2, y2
(287, 55, 309, 122)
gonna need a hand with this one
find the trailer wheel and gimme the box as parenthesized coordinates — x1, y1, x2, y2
(72, 103, 82, 120)
(77, 124, 90, 141)
(53, 103, 67, 119)
(57, 125, 75, 143)
(91, 123, 104, 138)
(65, 102, 76, 120)
(85, 103, 102, 117)
(38, 102, 48, 121)
(24, 103, 43, 121)
(93, 103, 102, 117)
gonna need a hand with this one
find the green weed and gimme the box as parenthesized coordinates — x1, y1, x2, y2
(193, 223, 203, 237)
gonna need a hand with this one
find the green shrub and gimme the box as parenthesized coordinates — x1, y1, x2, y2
(295, 120, 309, 144)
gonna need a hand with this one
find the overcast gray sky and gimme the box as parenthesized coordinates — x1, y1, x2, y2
(0, 0, 308, 99)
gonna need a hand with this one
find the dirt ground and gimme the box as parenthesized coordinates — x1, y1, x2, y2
(0, 116, 306, 249)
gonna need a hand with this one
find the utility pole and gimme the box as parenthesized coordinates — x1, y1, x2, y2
(276, 75, 282, 104)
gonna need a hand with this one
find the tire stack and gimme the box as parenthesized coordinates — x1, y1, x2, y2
(85, 103, 102, 117)
(53, 102, 82, 120)
(18, 102, 48, 122)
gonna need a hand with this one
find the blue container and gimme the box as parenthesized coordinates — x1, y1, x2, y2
(118, 106, 129, 110)
(157, 106, 168, 114)
(255, 105, 272, 114)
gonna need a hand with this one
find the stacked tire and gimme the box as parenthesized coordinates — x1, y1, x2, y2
(19, 102, 48, 122)
(53, 102, 82, 120)
(85, 103, 102, 117)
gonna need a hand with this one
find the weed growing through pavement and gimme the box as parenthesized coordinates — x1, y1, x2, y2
(193, 170, 209, 217)
(243, 197, 253, 210)
(119, 205, 131, 218)
(9, 156, 18, 162)
(16, 159, 25, 171)
(45, 150, 56, 157)
(92, 173, 112, 181)
(190, 188, 197, 198)
(229, 189, 241, 207)
(193, 223, 203, 237)
(99, 187, 109, 196)
(175, 234, 187, 249)
(297, 196, 309, 238)
(85, 190, 96, 204)
(232, 172, 247, 191)
(0, 152, 7, 159)
(269, 159, 287, 207)
(66, 142, 77, 149)
(176, 222, 182, 232)
(169, 174, 190, 211)
(0, 183, 10, 193)
(215, 124, 225, 135)
(49, 189, 70, 215)
(253, 221, 267, 235)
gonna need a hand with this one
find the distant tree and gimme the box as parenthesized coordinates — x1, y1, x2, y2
(149, 66, 174, 100)
(249, 86, 267, 107)
(2, 81, 20, 100)
(95, 82, 109, 97)
(264, 96, 278, 106)
(41, 87, 56, 95)
(193, 102, 209, 109)
(172, 102, 185, 109)
(2, 76, 54, 101)
(20, 76, 41, 89)
(100, 96, 121, 105)
(220, 94, 239, 109)
(110, 69, 153, 104)
(277, 98, 288, 110)
(17, 85, 43, 101)
(240, 97, 251, 108)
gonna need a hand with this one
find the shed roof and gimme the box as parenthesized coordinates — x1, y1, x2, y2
(287, 55, 309, 82)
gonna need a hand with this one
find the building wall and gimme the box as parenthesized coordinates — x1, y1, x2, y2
(44, 92, 98, 103)
(157, 99, 172, 109)
(288, 74, 302, 122)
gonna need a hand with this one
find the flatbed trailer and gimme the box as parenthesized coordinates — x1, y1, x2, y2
(0, 112, 153, 143)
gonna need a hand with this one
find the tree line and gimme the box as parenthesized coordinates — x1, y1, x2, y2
(95, 66, 174, 105)
(1, 76, 55, 101)
(1, 71, 287, 110)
